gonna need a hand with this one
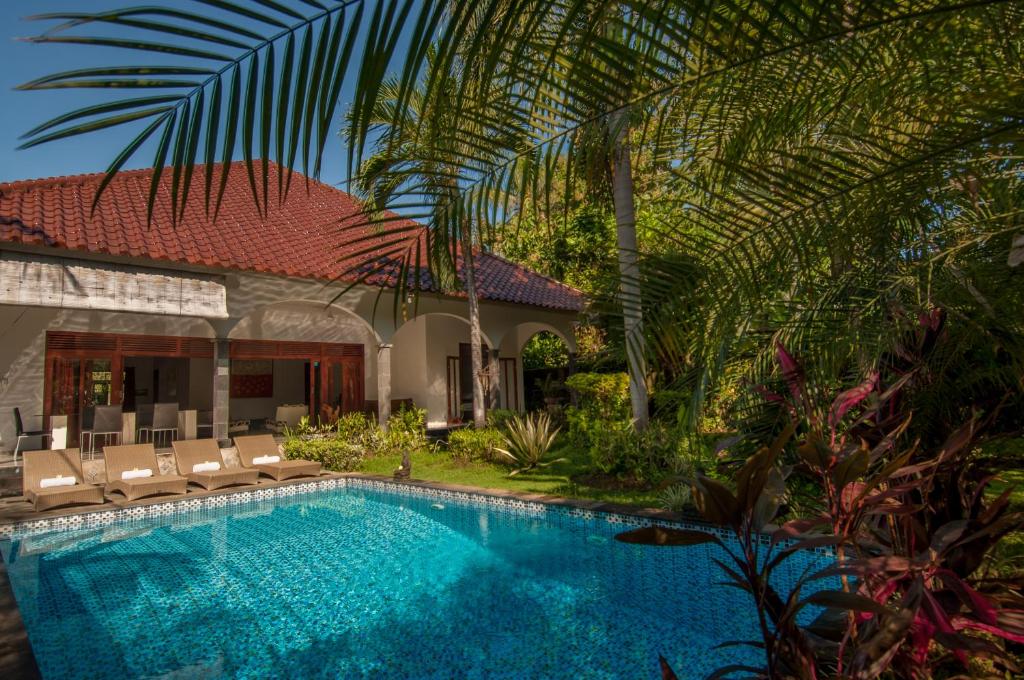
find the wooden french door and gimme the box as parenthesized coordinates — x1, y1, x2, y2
(447, 343, 490, 423)
(500, 358, 519, 411)
(46, 356, 116, 446)
(230, 339, 364, 423)
(446, 356, 460, 423)
(322, 357, 364, 417)
(44, 331, 215, 446)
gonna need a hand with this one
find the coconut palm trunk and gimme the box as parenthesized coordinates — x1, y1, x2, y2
(611, 111, 649, 430)
(462, 233, 487, 428)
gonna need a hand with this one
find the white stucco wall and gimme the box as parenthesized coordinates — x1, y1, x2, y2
(390, 316, 427, 407)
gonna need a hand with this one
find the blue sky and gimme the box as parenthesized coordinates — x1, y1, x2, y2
(0, 1, 359, 187)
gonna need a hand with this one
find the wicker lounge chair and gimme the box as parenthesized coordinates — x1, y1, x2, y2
(172, 439, 259, 491)
(22, 449, 105, 511)
(233, 434, 321, 481)
(104, 443, 188, 501)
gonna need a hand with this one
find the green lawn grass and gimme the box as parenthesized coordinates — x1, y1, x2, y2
(981, 438, 1024, 576)
(357, 446, 663, 508)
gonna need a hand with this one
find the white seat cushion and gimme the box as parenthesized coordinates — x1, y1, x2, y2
(40, 475, 77, 488)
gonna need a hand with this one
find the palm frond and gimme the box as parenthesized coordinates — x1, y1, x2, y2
(19, 0, 391, 222)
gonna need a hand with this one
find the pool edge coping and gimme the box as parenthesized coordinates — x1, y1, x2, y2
(339, 472, 697, 523)
(0, 557, 40, 679)
(0, 472, 702, 538)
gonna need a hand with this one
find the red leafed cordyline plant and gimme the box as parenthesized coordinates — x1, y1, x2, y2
(625, 310, 1024, 679)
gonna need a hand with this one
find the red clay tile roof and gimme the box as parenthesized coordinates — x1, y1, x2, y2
(0, 162, 584, 312)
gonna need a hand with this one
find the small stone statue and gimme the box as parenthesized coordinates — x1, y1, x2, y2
(394, 450, 412, 479)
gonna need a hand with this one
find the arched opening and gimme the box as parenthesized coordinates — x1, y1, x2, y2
(227, 300, 380, 430)
(497, 323, 574, 414)
(390, 313, 495, 429)
(521, 331, 572, 412)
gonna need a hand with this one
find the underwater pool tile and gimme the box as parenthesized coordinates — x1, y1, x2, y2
(1, 482, 835, 679)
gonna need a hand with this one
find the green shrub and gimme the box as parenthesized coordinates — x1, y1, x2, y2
(285, 406, 428, 464)
(335, 411, 374, 442)
(581, 420, 670, 478)
(486, 408, 517, 430)
(284, 414, 333, 438)
(283, 436, 364, 471)
(447, 427, 506, 463)
(564, 372, 630, 451)
(564, 372, 630, 415)
(384, 405, 428, 454)
(651, 389, 689, 419)
(563, 372, 713, 481)
(658, 484, 692, 512)
(569, 408, 711, 481)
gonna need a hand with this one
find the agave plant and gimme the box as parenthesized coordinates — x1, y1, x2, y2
(495, 412, 566, 476)
(657, 484, 692, 513)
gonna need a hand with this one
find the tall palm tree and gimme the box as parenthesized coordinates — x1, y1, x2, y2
(610, 111, 649, 429)
(345, 64, 522, 428)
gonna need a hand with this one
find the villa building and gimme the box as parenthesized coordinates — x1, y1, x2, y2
(0, 162, 583, 452)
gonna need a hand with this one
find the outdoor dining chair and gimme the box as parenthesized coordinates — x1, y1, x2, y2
(81, 404, 123, 459)
(137, 402, 179, 447)
(13, 407, 50, 465)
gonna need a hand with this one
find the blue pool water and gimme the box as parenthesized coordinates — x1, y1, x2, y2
(1, 484, 832, 679)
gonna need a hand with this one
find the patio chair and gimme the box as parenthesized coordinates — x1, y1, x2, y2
(104, 443, 188, 502)
(137, 402, 178, 446)
(13, 407, 50, 465)
(81, 404, 123, 459)
(22, 448, 105, 511)
(233, 434, 321, 481)
(171, 439, 259, 491)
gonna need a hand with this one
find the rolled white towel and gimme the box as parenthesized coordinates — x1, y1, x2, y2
(40, 475, 77, 489)
(121, 468, 153, 481)
(192, 461, 221, 473)
(252, 455, 281, 465)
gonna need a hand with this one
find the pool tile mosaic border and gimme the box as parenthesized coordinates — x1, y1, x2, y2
(0, 476, 834, 556)
(0, 479, 344, 539)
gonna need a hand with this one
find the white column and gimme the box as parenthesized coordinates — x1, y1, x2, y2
(489, 349, 500, 411)
(178, 410, 197, 441)
(121, 411, 136, 445)
(212, 338, 230, 445)
(377, 343, 393, 428)
(50, 415, 68, 450)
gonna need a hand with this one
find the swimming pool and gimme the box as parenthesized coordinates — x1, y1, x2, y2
(1, 480, 832, 679)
